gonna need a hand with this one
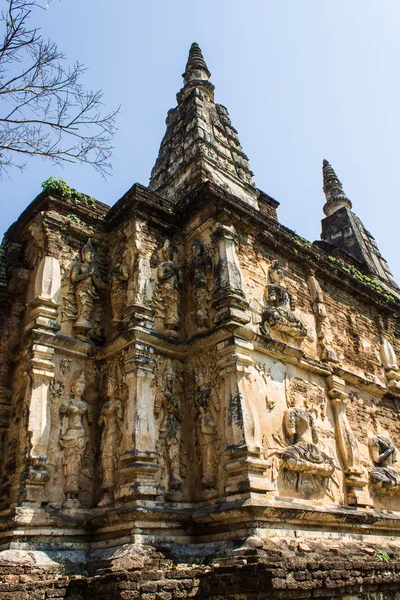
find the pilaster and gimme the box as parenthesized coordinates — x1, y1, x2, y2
(326, 374, 371, 507)
(211, 224, 250, 326)
(119, 342, 159, 500)
(217, 337, 273, 497)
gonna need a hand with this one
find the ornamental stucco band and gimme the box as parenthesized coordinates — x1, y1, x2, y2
(0, 43, 400, 599)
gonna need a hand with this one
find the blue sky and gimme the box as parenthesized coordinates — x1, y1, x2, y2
(2, 0, 400, 281)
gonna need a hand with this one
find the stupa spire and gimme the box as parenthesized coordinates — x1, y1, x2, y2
(149, 43, 259, 208)
(183, 42, 211, 84)
(322, 159, 352, 216)
(320, 159, 398, 292)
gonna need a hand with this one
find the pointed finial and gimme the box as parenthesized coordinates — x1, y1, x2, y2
(183, 42, 211, 85)
(322, 159, 352, 216)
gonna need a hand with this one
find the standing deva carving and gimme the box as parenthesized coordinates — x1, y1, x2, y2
(190, 239, 213, 332)
(59, 371, 92, 508)
(194, 361, 220, 499)
(70, 239, 107, 340)
(263, 261, 307, 341)
(153, 240, 181, 337)
(154, 359, 183, 500)
(98, 373, 123, 506)
(110, 260, 129, 327)
(307, 270, 338, 362)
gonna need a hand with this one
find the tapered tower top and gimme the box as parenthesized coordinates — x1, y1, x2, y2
(149, 42, 259, 208)
(320, 159, 398, 292)
(183, 42, 211, 83)
(322, 159, 352, 216)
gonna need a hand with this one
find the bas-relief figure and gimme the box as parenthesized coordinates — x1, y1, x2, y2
(154, 359, 183, 500)
(98, 375, 123, 506)
(153, 240, 181, 337)
(194, 362, 220, 499)
(59, 372, 92, 508)
(263, 261, 307, 341)
(70, 239, 107, 339)
(369, 433, 400, 495)
(307, 271, 338, 362)
(191, 239, 213, 332)
(281, 391, 337, 498)
(110, 261, 129, 326)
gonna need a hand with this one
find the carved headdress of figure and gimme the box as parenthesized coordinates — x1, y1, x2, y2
(162, 359, 175, 387)
(195, 361, 207, 380)
(269, 260, 284, 284)
(72, 371, 87, 394)
(82, 238, 95, 259)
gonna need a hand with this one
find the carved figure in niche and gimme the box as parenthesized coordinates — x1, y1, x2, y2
(263, 261, 307, 340)
(255, 363, 275, 410)
(154, 360, 182, 500)
(369, 434, 400, 495)
(98, 374, 123, 506)
(71, 239, 107, 339)
(110, 261, 129, 325)
(153, 240, 180, 337)
(191, 239, 213, 332)
(194, 362, 220, 499)
(59, 372, 92, 507)
(281, 391, 336, 498)
(307, 271, 338, 362)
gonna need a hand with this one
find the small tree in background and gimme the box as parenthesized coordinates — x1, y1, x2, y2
(0, 0, 119, 178)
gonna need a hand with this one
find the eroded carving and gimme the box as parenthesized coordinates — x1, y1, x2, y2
(369, 433, 400, 495)
(59, 358, 72, 376)
(154, 359, 182, 500)
(281, 387, 337, 498)
(194, 361, 220, 499)
(70, 239, 107, 340)
(263, 261, 307, 340)
(110, 261, 129, 326)
(153, 240, 181, 337)
(98, 374, 123, 506)
(307, 271, 338, 362)
(59, 372, 92, 508)
(191, 239, 213, 332)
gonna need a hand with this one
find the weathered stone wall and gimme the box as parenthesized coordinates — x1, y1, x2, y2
(1, 180, 400, 596)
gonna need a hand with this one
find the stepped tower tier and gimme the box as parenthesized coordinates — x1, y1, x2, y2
(149, 43, 259, 208)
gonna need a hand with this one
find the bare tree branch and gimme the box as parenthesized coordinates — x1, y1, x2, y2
(0, 0, 119, 177)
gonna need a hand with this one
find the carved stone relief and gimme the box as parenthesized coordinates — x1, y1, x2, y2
(65, 239, 107, 342)
(369, 433, 400, 495)
(262, 261, 307, 341)
(153, 240, 181, 337)
(154, 359, 183, 500)
(98, 372, 123, 506)
(280, 390, 337, 498)
(190, 239, 213, 333)
(307, 271, 338, 362)
(193, 360, 221, 499)
(110, 261, 129, 327)
(59, 371, 92, 508)
(264, 377, 338, 500)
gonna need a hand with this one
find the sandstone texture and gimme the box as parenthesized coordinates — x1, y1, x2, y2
(0, 43, 399, 599)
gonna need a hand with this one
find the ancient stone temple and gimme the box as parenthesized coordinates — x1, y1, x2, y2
(1, 43, 400, 599)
